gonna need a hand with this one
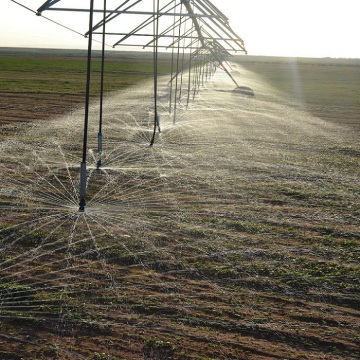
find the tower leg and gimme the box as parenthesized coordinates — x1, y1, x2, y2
(79, 162, 87, 212)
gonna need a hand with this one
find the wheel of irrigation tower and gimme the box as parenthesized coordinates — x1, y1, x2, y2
(233, 86, 255, 97)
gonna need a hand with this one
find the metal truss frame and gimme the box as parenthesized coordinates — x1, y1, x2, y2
(35, 0, 247, 211)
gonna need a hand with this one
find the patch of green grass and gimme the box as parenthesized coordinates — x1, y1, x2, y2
(143, 338, 176, 360)
(0, 283, 35, 306)
(238, 58, 360, 107)
(0, 52, 173, 97)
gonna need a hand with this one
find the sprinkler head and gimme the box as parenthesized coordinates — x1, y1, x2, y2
(79, 198, 86, 212)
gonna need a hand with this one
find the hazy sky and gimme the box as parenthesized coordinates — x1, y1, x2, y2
(1, 0, 359, 58)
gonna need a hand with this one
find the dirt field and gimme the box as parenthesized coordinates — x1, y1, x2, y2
(0, 48, 359, 360)
(236, 55, 360, 132)
(0, 47, 170, 127)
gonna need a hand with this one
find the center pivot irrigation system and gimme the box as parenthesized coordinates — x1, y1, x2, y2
(31, 0, 248, 211)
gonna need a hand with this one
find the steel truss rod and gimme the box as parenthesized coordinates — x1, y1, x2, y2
(142, 14, 189, 49)
(186, 34, 200, 49)
(37, 0, 61, 13)
(11, 0, 37, 14)
(199, 20, 238, 52)
(37, 1, 246, 53)
(156, 15, 185, 40)
(180, 1, 242, 86)
(169, 29, 201, 82)
(199, 0, 228, 23)
(139, 3, 183, 49)
(112, 0, 176, 47)
(192, 0, 246, 50)
(165, 22, 196, 49)
(89, 0, 136, 33)
(11, 0, 87, 39)
(195, 0, 228, 24)
(102, 44, 239, 51)
(181, 0, 205, 47)
(92, 32, 240, 44)
(37, 8, 220, 19)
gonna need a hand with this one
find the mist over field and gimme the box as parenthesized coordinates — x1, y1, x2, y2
(0, 49, 359, 359)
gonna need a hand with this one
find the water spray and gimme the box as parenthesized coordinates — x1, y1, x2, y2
(34, 0, 248, 208)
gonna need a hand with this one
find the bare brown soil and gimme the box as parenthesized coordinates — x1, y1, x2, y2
(0, 92, 83, 123)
